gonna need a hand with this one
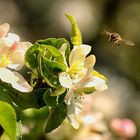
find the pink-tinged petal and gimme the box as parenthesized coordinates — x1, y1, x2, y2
(10, 42, 32, 69)
(0, 23, 10, 37)
(0, 33, 20, 55)
(9, 41, 18, 53)
(3, 33, 20, 48)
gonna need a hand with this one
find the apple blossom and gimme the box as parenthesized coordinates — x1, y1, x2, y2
(0, 23, 32, 92)
(59, 44, 108, 128)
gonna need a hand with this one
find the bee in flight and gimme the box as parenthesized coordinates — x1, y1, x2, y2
(103, 29, 135, 47)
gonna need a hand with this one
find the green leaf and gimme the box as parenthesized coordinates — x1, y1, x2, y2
(25, 44, 41, 69)
(50, 87, 66, 96)
(0, 81, 39, 111)
(43, 89, 58, 107)
(43, 57, 66, 71)
(37, 38, 58, 46)
(0, 132, 11, 140)
(65, 13, 82, 46)
(83, 86, 96, 94)
(32, 88, 47, 107)
(38, 46, 67, 88)
(22, 107, 49, 140)
(55, 38, 70, 64)
(43, 88, 66, 107)
(16, 120, 22, 140)
(38, 52, 66, 88)
(38, 55, 60, 88)
(37, 38, 70, 64)
(30, 69, 38, 88)
(25, 38, 70, 70)
(0, 101, 16, 140)
(45, 102, 67, 133)
(25, 38, 70, 89)
(43, 45, 62, 58)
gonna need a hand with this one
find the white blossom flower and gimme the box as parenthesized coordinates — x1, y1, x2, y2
(0, 23, 32, 92)
(59, 44, 108, 128)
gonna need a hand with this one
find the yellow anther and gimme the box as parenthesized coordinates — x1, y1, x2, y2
(68, 61, 83, 75)
(0, 54, 10, 67)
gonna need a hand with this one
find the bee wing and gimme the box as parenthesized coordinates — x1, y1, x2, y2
(100, 25, 112, 36)
(121, 38, 135, 46)
(104, 30, 111, 36)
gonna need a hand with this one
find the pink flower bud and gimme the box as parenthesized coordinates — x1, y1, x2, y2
(110, 118, 136, 138)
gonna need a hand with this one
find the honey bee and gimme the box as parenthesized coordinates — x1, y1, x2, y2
(104, 30, 135, 47)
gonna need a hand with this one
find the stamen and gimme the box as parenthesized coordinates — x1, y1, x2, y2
(0, 54, 10, 67)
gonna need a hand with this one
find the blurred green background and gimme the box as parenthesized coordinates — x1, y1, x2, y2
(0, 0, 140, 139)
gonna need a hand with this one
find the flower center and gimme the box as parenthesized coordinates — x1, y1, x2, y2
(67, 61, 83, 77)
(0, 54, 10, 67)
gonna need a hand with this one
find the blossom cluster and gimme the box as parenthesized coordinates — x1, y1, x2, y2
(0, 14, 109, 139)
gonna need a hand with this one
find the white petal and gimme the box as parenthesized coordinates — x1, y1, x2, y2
(0, 68, 32, 92)
(59, 43, 68, 66)
(0, 23, 10, 37)
(12, 72, 32, 92)
(84, 55, 96, 69)
(0, 68, 19, 83)
(80, 44, 92, 54)
(72, 95, 83, 114)
(69, 44, 91, 67)
(65, 84, 84, 105)
(67, 114, 80, 129)
(60, 72, 74, 105)
(0, 40, 10, 55)
(66, 94, 83, 129)
(59, 72, 73, 88)
(84, 76, 106, 88)
(65, 88, 74, 105)
(95, 83, 108, 91)
(71, 55, 96, 84)
(10, 50, 24, 68)
(74, 44, 91, 55)
(7, 64, 23, 70)
(78, 55, 96, 81)
(19, 42, 32, 49)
